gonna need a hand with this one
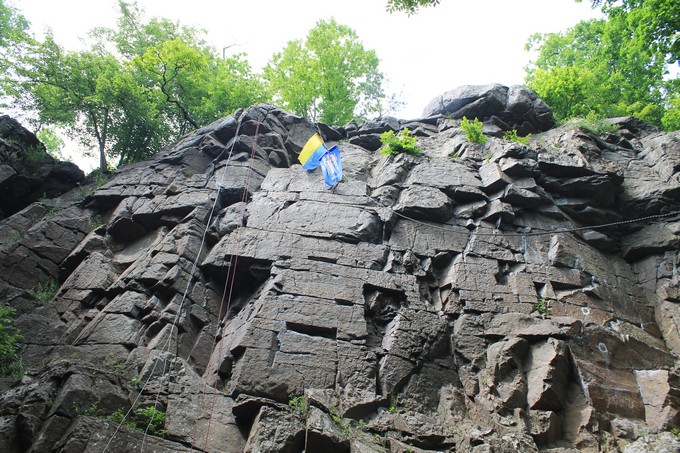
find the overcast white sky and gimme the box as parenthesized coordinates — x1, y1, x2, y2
(14, 0, 602, 170)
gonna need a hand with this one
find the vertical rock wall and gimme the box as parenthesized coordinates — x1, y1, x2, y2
(0, 104, 679, 452)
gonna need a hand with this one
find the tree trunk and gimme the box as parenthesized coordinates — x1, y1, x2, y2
(99, 143, 108, 173)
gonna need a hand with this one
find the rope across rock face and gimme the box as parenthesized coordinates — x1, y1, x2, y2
(365, 194, 680, 238)
(100, 110, 265, 453)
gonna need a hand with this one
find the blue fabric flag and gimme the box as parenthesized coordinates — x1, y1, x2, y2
(319, 145, 342, 187)
(299, 134, 343, 188)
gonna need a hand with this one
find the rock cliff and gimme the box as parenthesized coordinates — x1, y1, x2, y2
(0, 84, 679, 452)
(0, 115, 84, 220)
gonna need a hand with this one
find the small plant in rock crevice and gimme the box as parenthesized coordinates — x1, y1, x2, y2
(31, 279, 59, 303)
(329, 403, 351, 437)
(287, 394, 308, 419)
(43, 200, 61, 220)
(107, 406, 166, 437)
(379, 128, 422, 156)
(104, 357, 125, 373)
(130, 376, 143, 391)
(88, 215, 104, 231)
(388, 393, 398, 413)
(329, 403, 342, 425)
(460, 116, 487, 145)
(24, 146, 45, 169)
(570, 112, 618, 135)
(89, 169, 110, 188)
(373, 432, 389, 448)
(534, 298, 553, 318)
(503, 129, 531, 145)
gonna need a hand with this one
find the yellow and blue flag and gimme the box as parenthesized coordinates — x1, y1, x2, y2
(299, 133, 343, 187)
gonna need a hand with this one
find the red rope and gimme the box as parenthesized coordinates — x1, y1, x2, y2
(201, 116, 263, 452)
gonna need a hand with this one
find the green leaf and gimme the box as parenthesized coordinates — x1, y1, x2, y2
(264, 18, 385, 125)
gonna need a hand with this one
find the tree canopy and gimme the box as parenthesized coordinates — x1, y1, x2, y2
(385, 0, 441, 15)
(1, 2, 393, 169)
(525, 0, 678, 129)
(384, 0, 678, 129)
(576, 0, 679, 66)
(0, 0, 28, 49)
(1, 0, 266, 171)
(264, 18, 385, 125)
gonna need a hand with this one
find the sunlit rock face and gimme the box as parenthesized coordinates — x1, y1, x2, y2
(0, 99, 679, 452)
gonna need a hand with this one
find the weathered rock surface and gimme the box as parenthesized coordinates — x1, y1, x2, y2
(422, 83, 555, 135)
(0, 115, 84, 220)
(0, 100, 679, 452)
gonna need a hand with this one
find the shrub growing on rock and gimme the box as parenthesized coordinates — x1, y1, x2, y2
(503, 129, 531, 145)
(31, 279, 58, 303)
(460, 117, 487, 145)
(107, 406, 166, 437)
(379, 128, 422, 156)
(572, 112, 619, 135)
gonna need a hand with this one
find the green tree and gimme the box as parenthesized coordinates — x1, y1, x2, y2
(3, 0, 267, 170)
(576, 0, 679, 66)
(386, 0, 441, 14)
(525, 12, 674, 127)
(96, 1, 267, 161)
(0, 0, 28, 49)
(0, 0, 31, 97)
(662, 94, 680, 131)
(6, 34, 126, 172)
(264, 18, 385, 125)
(36, 128, 66, 160)
(90, 0, 267, 163)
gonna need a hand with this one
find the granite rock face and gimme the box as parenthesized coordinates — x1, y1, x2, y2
(0, 115, 84, 220)
(0, 102, 679, 452)
(422, 83, 555, 135)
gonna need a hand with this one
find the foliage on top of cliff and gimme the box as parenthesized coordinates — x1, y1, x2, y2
(1, 1, 395, 172)
(385, 0, 678, 130)
(0, 0, 267, 172)
(525, 0, 678, 129)
(0, 0, 29, 49)
(264, 18, 385, 125)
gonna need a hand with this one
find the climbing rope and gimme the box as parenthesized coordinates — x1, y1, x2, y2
(241, 190, 680, 241)
(102, 115, 246, 453)
(363, 194, 680, 237)
(186, 118, 251, 451)
(100, 121, 679, 451)
(199, 114, 263, 452)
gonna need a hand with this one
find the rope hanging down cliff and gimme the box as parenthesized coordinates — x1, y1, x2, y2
(101, 112, 255, 453)
(197, 115, 263, 452)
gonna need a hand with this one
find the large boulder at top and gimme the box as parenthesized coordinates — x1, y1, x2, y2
(422, 83, 555, 135)
(0, 115, 84, 220)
